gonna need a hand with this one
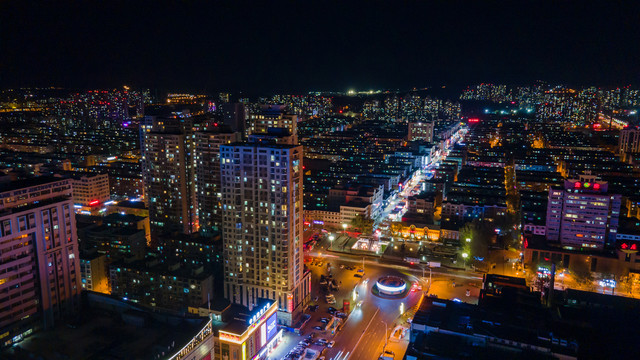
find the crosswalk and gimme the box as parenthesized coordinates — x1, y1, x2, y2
(330, 350, 351, 360)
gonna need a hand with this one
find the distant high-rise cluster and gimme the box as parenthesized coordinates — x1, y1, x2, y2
(270, 94, 333, 117)
(363, 93, 461, 122)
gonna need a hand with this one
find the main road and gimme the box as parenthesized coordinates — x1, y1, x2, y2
(304, 250, 482, 360)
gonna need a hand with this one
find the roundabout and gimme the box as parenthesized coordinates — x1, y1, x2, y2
(372, 275, 410, 298)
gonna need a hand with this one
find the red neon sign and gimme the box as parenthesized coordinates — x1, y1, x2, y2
(468, 118, 480, 123)
(89, 200, 100, 206)
(574, 182, 581, 188)
(593, 183, 601, 190)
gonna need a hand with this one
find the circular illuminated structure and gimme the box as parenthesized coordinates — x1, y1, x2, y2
(375, 276, 407, 296)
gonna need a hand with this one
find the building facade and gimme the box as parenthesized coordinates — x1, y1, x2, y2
(220, 142, 310, 325)
(141, 116, 198, 236)
(249, 105, 297, 142)
(545, 176, 621, 250)
(0, 178, 81, 346)
(69, 172, 110, 208)
(194, 130, 241, 235)
(619, 126, 640, 154)
(408, 121, 434, 142)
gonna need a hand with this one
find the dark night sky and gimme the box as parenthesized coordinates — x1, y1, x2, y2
(1, 0, 639, 95)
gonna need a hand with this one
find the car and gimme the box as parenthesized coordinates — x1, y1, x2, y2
(317, 338, 328, 344)
(307, 332, 316, 339)
(313, 326, 323, 330)
(319, 357, 325, 360)
(357, 268, 364, 273)
(328, 340, 336, 348)
(354, 273, 363, 278)
(335, 312, 347, 318)
(363, 278, 369, 284)
(357, 300, 363, 307)
(328, 307, 337, 313)
(320, 318, 329, 323)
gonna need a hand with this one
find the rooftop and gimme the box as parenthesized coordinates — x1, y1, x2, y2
(0, 175, 68, 193)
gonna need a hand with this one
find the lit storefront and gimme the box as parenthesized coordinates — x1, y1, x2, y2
(219, 300, 282, 360)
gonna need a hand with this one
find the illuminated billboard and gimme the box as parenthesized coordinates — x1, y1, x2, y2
(266, 313, 277, 340)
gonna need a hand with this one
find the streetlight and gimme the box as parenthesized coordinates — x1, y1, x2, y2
(342, 223, 348, 235)
(466, 238, 471, 243)
(462, 252, 468, 268)
(380, 320, 388, 352)
(328, 234, 335, 250)
(422, 265, 432, 287)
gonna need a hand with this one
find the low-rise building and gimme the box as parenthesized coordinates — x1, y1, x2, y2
(340, 200, 372, 224)
(304, 209, 342, 228)
(80, 251, 110, 294)
(67, 172, 111, 210)
(109, 257, 214, 311)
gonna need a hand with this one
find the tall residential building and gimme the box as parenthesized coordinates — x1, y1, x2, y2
(141, 116, 197, 237)
(619, 126, 640, 154)
(220, 142, 310, 326)
(408, 121, 434, 142)
(545, 175, 621, 250)
(194, 128, 241, 235)
(220, 102, 247, 135)
(0, 177, 81, 346)
(249, 105, 298, 142)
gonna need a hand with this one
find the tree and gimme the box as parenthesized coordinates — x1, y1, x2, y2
(390, 221, 407, 236)
(570, 259, 595, 290)
(459, 221, 491, 259)
(350, 214, 374, 234)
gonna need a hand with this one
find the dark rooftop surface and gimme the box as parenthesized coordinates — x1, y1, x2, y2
(114, 200, 147, 209)
(0, 175, 67, 193)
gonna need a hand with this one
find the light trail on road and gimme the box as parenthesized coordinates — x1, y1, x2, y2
(347, 307, 380, 360)
(308, 251, 483, 281)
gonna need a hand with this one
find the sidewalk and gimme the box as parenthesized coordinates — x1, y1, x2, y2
(381, 324, 410, 359)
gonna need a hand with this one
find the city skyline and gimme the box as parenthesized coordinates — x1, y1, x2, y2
(2, 1, 640, 359)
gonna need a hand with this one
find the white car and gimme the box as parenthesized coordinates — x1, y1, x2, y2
(327, 340, 335, 348)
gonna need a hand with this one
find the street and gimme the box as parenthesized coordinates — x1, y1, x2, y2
(268, 129, 474, 360)
(269, 241, 482, 360)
